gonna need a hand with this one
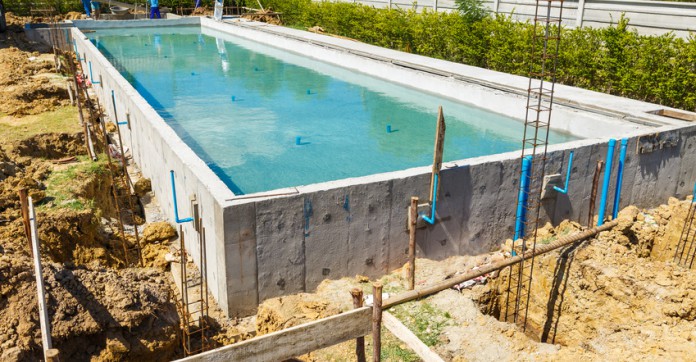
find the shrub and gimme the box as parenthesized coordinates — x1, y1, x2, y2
(256, 0, 695, 111)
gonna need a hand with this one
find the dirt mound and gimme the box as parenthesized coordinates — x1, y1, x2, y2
(11, 132, 86, 160)
(481, 198, 696, 360)
(0, 251, 179, 361)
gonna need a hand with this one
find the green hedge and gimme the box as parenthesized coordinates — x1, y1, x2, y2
(257, 0, 696, 111)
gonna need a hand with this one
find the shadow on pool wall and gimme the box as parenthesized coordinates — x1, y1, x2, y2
(70, 17, 696, 317)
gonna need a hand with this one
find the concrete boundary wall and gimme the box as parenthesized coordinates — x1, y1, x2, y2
(71, 18, 237, 314)
(346, 0, 696, 38)
(72, 18, 696, 317)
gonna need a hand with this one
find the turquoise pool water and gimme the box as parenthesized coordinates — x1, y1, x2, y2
(88, 26, 577, 195)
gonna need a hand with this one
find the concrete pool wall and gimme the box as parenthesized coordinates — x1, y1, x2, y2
(71, 17, 696, 317)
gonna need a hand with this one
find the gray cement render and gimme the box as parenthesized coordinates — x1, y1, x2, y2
(70, 17, 696, 317)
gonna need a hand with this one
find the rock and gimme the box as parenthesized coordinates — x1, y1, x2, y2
(133, 178, 152, 197)
(355, 275, 369, 283)
(142, 222, 176, 243)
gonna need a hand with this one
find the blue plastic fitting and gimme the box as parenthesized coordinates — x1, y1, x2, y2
(386, 125, 392, 133)
(597, 139, 617, 226)
(553, 151, 574, 194)
(306, 89, 311, 95)
(692, 181, 696, 204)
(88, 61, 100, 84)
(170, 170, 193, 224)
(295, 136, 302, 146)
(612, 138, 628, 219)
(231, 96, 236, 102)
(422, 173, 439, 225)
(514, 156, 532, 240)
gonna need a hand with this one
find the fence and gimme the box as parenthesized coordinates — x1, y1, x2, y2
(347, 0, 696, 38)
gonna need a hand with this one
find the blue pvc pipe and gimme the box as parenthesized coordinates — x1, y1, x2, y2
(295, 136, 302, 146)
(88, 61, 100, 84)
(597, 139, 617, 226)
(72, 39, 83, 61)
(514, 156, 532, 240)
(692, 181, 696, 203)
(170, 170, 193, 223)
(422, 173, 439, 225)
(553, 151, 574, 194)
(111, 90, 127, 125)
(386, 124, 392, 133)
(612, 138, 628, 219)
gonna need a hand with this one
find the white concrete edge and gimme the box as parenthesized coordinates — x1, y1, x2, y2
(71, 21, 236, 206)
(212, 18, 694, 128)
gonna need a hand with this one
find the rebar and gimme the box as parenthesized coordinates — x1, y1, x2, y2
(504, 0, 564, 331)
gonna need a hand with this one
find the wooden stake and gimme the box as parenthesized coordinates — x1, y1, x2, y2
(372, 283, 383, 362)
(28, 197, 53, 356)
(351, 288, 366, 362)
(408, 196, 418, 290)
(18, 188, 31, 253)
(45, 348, 60, 362)
(429, 106, 446, 204)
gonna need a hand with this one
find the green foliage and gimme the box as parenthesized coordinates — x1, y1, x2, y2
(390, 301, 453, 347)
(455, 0, 487, 22)
(258, 1, 695, 112)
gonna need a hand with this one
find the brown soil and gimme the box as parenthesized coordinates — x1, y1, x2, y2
(0, 20, 185, 361)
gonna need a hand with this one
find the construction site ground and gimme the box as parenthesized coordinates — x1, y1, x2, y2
(1, 11, 696, 362)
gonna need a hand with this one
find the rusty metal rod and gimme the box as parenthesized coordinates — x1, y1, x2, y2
(383, 220, 618, 309)
(588, 160, 604, 227)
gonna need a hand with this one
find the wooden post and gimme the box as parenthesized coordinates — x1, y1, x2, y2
(429, 106, 446, 204)
(372, 283, 383, 362)
(28, 197, 53, 357)
(18, 188, 31, 252)
(45, 348, 60, 362)
(351, 288, 366, 362)
(66, 81, 75, 106)
(408, 196, 418, 290)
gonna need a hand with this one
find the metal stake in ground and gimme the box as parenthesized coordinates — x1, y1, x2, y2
(351, 288, 366, 362)
(28, 197, 53, 358)
(372, 283, 383, 362)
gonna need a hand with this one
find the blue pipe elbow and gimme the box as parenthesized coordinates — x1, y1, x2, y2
(597, 139, 616, 226)
(612, 138, 628, 219)
(422, 173, 438, 225)
(88, 61, 100, 84)
(170, 170, 193, 224)
(553, 151, 574, 194)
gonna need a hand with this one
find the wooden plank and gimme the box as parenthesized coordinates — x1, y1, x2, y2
(175, 306, 372, 362)
(29, 197, 53, 355)
(382, 312, 445, 362)
(429, 106, 446, 203)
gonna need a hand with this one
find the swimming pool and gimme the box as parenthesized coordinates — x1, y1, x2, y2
(87, 25, 576, 195)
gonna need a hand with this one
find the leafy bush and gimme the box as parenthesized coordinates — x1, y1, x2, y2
(455, 0, 487, 23)
(255, 0, 696, 112)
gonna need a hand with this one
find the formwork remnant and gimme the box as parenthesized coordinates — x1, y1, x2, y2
(504, 0, 564, 331)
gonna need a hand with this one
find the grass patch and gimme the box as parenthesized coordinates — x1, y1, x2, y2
(0, 106, 81, 144)
(389, 300, 453, 347)
(40, 155, 109, 212)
